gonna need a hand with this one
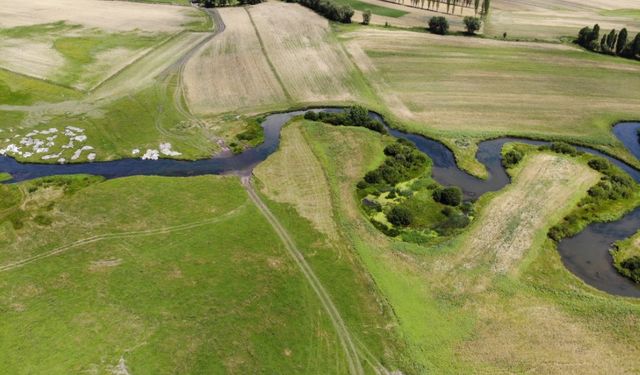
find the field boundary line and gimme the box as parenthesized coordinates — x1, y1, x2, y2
(243, 7, 293, 102)
(0, 201, 249, 273)
(242, 176, 364, 375)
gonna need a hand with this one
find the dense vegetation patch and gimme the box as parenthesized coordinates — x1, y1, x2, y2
(229, 116, 265, 153)
(576, 24, 640, 61)
(304, 106, 386, 133)
(356, 138, 473, 243)
(285, 0, 354, 23)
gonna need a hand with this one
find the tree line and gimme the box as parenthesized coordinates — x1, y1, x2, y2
(285, 0, 354, 23)
(577, 24, 640, 61)
(194, 0, 263, 7)
(384, 0, 490, 16)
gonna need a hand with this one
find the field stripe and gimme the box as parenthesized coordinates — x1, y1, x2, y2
(242, 176, 364, 375)
(244, 7, 293, 102)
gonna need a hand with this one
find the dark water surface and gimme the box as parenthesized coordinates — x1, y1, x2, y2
(2, 109, 639, 297)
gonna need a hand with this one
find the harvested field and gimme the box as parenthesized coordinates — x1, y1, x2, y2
(248, 2, 363, 104)
(183, 7, 286, 114)
(0, 40, 65, 82)
(487, 0, 640, 40)
(344, 28, 640, 144)
(254, 122, 338, 242)
(184, 2, 370, 115)
(0, 0, 199, 32)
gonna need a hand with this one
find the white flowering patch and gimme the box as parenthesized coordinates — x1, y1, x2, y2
(87, 153, 96, 161)
(159, 142, 181, 156)
(131, 148, 140, 155)
(71, 145, 94, 160)
(141, 149, 159, 160)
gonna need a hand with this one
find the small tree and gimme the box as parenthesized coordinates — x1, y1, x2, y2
(463, 16, 481, 35)
(362, 9, 371, 25)
(616, 28, 628, 55)
(387, 206, 413, 227)
(428, 16, 449, 35)
(632, 33, 640, 58)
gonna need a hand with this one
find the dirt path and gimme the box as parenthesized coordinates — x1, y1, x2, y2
(241, 176, 365, 375)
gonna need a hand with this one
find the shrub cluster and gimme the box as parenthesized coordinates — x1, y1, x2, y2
(463, 16, 481, 34)
(548, 155, 637, 241)
(196, 0, 263, 7)
(359, 139, 429, 187)
(502, 149, 524, 168)
(304, 106, 386, 133)
(387, 206, 413, 226)
(286, 0, 354, 23)
(577, 24, 640, 61)
(434, 205, 471, 235)
(432, 186, 462, 206)
(621, 256, 640, 283)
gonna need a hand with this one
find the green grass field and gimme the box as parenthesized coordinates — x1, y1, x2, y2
(0, 174, 409, 373)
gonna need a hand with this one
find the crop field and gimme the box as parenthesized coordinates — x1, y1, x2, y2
(183, 7, 287, 115)
(184, 2, 374, 115)
(0, 0, 208, 90)
(343, 27, 640, 170)
(487, 0, 640, 40)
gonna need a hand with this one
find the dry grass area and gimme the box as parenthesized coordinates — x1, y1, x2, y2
(0, 0, 198, 32)
(254, 122, 338, 242)
(344, 28, 640, 143)
(183, 7, 286, 114)
(93, 32, 209, 100)
(467, 154, 598, 274)
(437, 154, 599, 289)
(0, 40, 65, 82)
(461, 294, 640, 374)
(184, 2, 368, 115)
(487, 0, 640, 40)
(248, 2, 362, 104)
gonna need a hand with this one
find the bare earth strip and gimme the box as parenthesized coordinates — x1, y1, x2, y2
(248, 2, 360, 104)
(0, 0, 199, 32)
(254, 123, 338, 242)
(183, 7, 286, 115)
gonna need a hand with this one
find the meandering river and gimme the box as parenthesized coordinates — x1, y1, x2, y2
(1, 109, 639, 297)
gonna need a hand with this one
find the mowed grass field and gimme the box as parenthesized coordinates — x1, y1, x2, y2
(0, 174, 405, 374)
(276, 122, 640, 373)
(184, 2, 376, 115)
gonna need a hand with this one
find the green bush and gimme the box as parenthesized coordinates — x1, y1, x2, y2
(621, 256, 640, 282)
(463, 16, 481, 34)
(433, 186, 462, 206)
(387, 206, 413, 227)
(503, 149, 523, 168)
(428, 16, 449, 35)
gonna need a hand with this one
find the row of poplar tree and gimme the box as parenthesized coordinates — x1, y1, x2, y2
(577, 24, 640, 60)
(393, 0, 490, 16)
